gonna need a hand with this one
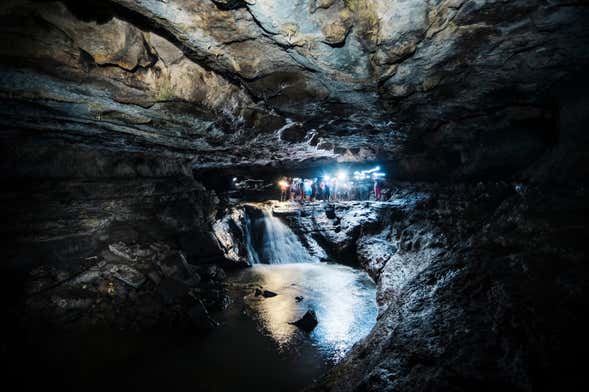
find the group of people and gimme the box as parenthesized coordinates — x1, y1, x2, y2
(279, 176, 385, 202)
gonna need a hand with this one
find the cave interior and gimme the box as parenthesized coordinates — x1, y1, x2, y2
(1, 0, 588, 391)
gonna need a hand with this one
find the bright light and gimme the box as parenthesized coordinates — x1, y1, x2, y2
(324, 174, 331, 181)
(364, 166, 380, 174)
(337, 170, 348, 181)
(232, 177, 237, 182)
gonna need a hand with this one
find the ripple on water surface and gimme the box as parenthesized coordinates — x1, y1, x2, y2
(233, 262, 378, 363)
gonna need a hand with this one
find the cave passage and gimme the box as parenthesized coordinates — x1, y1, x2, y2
(3, 0, 589, 391)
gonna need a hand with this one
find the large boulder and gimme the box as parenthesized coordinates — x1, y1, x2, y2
(289, 309, 318, 332)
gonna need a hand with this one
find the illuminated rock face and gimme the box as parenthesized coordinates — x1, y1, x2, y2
(1, 1, 588, 391)
(1, 0, 588, 174)
(279, 182, 588, 392)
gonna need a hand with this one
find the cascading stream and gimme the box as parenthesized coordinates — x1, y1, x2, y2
(245, 206, 316, 265)
(226, 202, 378, 388)
(243, 211, 261, 265)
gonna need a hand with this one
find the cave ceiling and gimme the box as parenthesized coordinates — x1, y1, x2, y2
(1, 0, 588, 177)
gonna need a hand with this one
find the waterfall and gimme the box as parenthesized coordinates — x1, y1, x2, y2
(244, 207, 315, 265)
(244, 211, 261, 265)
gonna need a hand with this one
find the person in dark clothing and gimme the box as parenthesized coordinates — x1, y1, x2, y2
(321, 178, 329, 201)
(290, 179, 297, 201)
(314, 177, 322, 200)
(298, 180, 305, 201)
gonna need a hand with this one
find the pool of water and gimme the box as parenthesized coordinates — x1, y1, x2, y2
(233, 263, 378, 363)
(20, 262, 377, 392)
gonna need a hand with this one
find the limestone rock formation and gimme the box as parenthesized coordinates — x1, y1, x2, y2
(1, 1, 588, 391)
(290, 309, 319, 332)
(279, 182, 588, 391)
(2, 0, 587, 175)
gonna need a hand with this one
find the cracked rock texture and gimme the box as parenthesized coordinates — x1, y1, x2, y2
(0, 1, 588, 391)
(1, 0, 588, 174)
(272, 181, 587, 391)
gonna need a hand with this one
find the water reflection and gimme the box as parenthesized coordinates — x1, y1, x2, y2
(233, 263, 377, 363)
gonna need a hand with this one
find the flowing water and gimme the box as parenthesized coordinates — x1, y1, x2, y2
(61, 263, 376, 391)
(201, 206, 379, 389)
(245, 206, 316, 264)
(26, 207, 377, 391)
(167, 207, 378, 390)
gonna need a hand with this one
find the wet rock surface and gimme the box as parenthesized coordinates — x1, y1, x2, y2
(254, 287, 278, 298)
(290, 309, 319, 333)
(281, 181, 588, 391)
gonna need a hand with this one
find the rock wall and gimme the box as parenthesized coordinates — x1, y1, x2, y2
(1, 142, 240, 330)
(273, 180, 587, 391)
(0, 2, 587, 389)
(0, 0, 258, 332)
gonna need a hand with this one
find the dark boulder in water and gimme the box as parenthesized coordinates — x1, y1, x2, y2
(290, 309, 318, 332)
(254, 288, 278, 298)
